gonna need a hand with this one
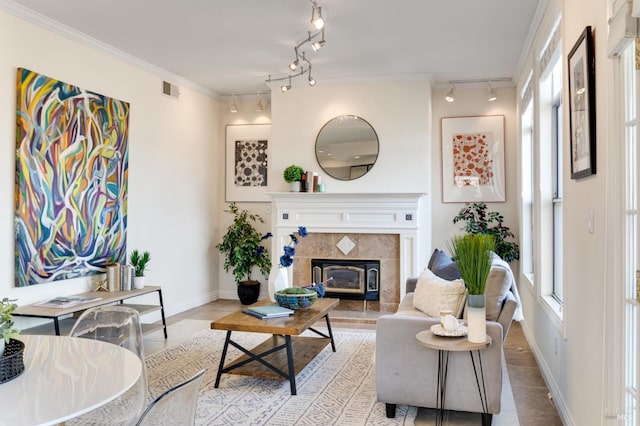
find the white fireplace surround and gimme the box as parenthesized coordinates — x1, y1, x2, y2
(269, 192, 428, 299)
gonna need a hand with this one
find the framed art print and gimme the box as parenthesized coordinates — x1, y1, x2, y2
(567, 26, 596, 179)
(441, 115, 506, 203)
(225, 124, 271, 202)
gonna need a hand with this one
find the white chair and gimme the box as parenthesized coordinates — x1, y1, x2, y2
(136, 369, 206, 426)
(68, 305, 147, 425)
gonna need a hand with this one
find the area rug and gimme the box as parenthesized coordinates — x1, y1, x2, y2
(145, 329, 417, 425)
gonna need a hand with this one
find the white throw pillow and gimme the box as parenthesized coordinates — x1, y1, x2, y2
(413, 267, 467, 318)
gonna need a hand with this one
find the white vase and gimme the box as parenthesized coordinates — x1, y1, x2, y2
(289, 181, 301, 192)
(268, 266, 288, 302)
(467, 294, 487, 343)
(133, 276, 145, 289)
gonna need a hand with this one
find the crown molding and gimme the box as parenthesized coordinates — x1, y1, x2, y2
(0, 0, 217, 98)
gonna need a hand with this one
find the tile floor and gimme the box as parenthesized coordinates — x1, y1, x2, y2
(148, 299, 564, 425)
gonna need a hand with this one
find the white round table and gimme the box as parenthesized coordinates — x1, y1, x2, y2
(0, 335, 142, 426)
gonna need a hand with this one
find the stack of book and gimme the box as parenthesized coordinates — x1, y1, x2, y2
(34, 295, 102, 309)
(242, 305, 294, 319)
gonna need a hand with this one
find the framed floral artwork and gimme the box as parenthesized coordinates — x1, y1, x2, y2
(441, 115, 506, 203)
(225, 124, 271, 202)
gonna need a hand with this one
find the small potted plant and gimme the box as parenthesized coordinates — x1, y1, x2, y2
(129, 250, 151, 289)
(447, 233, 495, 344)
(1, 297, 20, 355)
(283, 164, 305, 192)
(216, 202, 272, 304)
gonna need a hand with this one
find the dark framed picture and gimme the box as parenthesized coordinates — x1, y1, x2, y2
(567, 26, 596, 179)
(225, 124, 271, 202)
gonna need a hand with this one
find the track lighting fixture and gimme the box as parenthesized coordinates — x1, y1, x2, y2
(445, 87, 455, 102)
(229, 96, 238, 113)
(266, 1, 328, 92)
(444, 78, 511, 102)
(310, 2, 324, 29)
(487, 85, 497, 102)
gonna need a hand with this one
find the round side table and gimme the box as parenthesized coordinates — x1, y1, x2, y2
(416, 330, 492, 426)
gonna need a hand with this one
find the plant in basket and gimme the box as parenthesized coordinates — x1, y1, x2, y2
(0, 297, 24, 385)
(1, 297, 19, 354)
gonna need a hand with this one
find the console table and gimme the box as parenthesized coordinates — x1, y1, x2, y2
(13, 285, 167, 337)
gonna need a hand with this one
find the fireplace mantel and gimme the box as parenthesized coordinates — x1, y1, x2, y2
(268, 192, 427, 299)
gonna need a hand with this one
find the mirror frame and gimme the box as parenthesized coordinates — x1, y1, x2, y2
(314, 115, 379, 181)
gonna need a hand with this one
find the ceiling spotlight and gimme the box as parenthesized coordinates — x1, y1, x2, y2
(445, 87, 455, 102)
(311, 5, 325, 29)
(229, 96, 238, 113)
(281, 76, 292, 93)
(289, 59, 299, 71)
(487, 85, 497, 102)
(312, 35, 326, 52)
(308, 74, 316, 86)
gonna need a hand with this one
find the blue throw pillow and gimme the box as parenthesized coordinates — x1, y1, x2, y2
(427, 249, 461, 281)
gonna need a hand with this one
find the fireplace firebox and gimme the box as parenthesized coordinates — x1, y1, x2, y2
(311, 259, 379, 302)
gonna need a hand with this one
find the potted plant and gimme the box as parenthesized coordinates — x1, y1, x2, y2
(1, 297, 19, 355)
(216, 202, 272, 304)
(447, 233, 495, 343)
(283, 164, 305, 192)
(129, 250, 151, 289)
(453, 202, 519, 263)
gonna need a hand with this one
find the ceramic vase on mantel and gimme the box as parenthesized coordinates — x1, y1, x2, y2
(268, 266, 289, 302)
(466, 294, 487, 343)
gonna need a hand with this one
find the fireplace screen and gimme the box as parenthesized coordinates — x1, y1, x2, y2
(311, 259, 379, 301)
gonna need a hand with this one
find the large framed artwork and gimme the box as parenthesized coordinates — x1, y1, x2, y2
(225, 124, 271, 202)
(15, 68, 129, 287)
(441, 115, 506, 203)
(568, 26, 596, 179)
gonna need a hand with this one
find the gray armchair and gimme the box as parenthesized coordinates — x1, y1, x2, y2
(376, 273, 518, 425)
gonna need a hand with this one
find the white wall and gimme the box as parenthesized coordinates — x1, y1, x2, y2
(430, 87, 520, 260)
(0, 10, 221, 318)
(216, 81, 434, 297)
(512, 0, 610, 424)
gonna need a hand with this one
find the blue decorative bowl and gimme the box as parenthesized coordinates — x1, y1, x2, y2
(275, 287, 318, 309)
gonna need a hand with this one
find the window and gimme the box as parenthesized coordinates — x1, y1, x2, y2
(622, 39, 638, 425)
(520, 76, 534, 281)
(537, 20, 563, 319)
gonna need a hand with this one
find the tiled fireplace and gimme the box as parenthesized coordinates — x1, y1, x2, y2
(269, 193, 425, 312)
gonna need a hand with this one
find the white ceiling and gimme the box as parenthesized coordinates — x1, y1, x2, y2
(3, 0, 541, 96)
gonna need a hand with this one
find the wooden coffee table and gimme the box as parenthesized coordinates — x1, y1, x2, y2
(211, 298, 339, 395)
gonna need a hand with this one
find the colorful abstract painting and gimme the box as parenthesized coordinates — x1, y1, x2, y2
(15, 68, 129, 287)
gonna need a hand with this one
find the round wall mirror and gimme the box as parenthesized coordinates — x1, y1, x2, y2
(315, 115, 379, 180)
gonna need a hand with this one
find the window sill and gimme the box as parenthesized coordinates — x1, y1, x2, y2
(540, 294, 564, 337)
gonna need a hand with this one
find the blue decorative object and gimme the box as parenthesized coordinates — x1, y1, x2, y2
(275, 287, 317, 309)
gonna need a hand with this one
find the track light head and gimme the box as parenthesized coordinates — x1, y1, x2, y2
(445, 87, 455, 102)
(308, 75, 316, 86)
(311, 39, 325, 52)
(487, 85, 497, 102)
(281, 76, 293, 93)
(311, 6, 324, 29)
(289, 59, 299, 71)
